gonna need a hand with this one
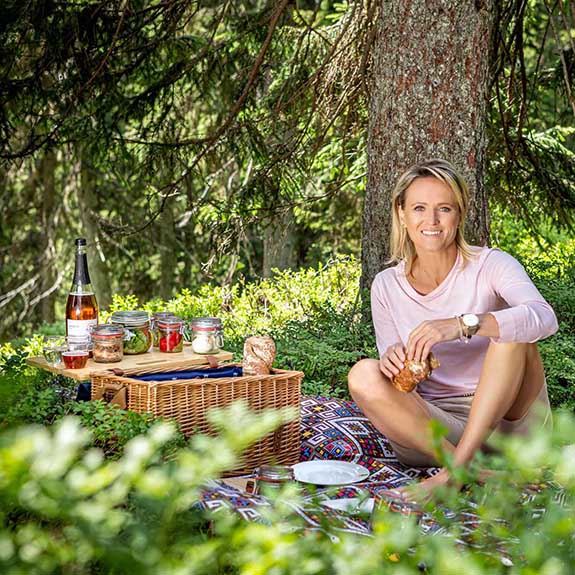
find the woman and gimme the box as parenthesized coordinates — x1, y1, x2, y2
(348, 159, 558, 492)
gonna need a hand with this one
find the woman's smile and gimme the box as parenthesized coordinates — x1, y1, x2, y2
(399, 177, 461, 256)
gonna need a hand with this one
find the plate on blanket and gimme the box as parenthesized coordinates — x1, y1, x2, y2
(293, 461, 370, 485)
(321, 497, 375, 514)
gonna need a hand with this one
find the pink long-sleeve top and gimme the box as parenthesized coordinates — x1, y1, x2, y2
(371, 247, 559, 400)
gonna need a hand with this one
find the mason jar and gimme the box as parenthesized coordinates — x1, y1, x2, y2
(151, 312, 176, 348)
(110, 311, 152, 355)
(190, 317, 224, 355)
(157, 316, 185, 353)
(246, 465, 296, 495)
(91, 324, 125, 363)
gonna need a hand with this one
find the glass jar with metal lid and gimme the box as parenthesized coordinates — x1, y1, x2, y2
(157, 316, 185, 353)
(91, 324, 125, 363)
(110, 311, 152, 355)
(151, 311, 176, 348)
(190, 317, 224, 355)
(246, 465, 295, 495)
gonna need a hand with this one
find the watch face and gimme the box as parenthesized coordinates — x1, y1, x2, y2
(462, 314, 479, 328)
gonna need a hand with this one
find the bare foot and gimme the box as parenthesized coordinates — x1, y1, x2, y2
(389, 469, 453, 503)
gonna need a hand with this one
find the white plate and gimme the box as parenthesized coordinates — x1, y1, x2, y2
(292, 461, 370, 485)
(321, 497, 375, 514)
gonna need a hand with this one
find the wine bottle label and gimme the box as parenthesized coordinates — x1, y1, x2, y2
(67, 319, 97, 337)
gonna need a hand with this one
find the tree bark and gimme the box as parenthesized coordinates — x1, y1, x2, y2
(262, 208, 298, 277)
(39, 149, 57, 324)
(361, 0, 494, 292)
(78, 147, 112, 310)
(159, 202, 178, 301)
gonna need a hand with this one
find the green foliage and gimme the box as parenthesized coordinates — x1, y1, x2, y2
(491, 211, 575, 410)
(2, 253, 575, 407)
(0, 404, 573, 574)
(273, 304, 376, 397)
(64, 401, 187, 460)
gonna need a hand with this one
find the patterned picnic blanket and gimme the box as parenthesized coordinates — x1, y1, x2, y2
(196, 395, 564, 554)
(197, 396, 440, 535)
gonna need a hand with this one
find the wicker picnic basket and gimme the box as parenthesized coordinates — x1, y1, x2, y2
(90, 362, 303, 476)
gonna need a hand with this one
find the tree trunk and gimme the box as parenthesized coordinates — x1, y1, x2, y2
(262, 208, 298, 277)
(39, 149, 57, 324)
(159, 202, 178, 301)
(361, 0, 494, 292)
(78, 148, 112, 310)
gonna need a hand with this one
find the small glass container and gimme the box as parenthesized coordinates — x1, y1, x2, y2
(190, 317, 224, 355)
(152, 312, 176, 348)
(91, 324, 124, 363)
(42, 335, 67, 367)
(110, 311, 152, 355)
(157, 316, 185, 353)
(67, 334, 92, 353)
(62, 350, 89, 369)
(246, 465, 295, 495)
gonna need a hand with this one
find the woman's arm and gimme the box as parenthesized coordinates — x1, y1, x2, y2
(371, 274, 403, 355)
(406, 250, 557, 361)
(486, 250, 558, 343)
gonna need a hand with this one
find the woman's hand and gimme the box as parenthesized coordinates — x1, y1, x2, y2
(407, 318, 460, 362)
(379, 343, 406, 380)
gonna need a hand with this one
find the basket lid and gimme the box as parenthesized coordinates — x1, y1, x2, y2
(110, 310, 150, 327)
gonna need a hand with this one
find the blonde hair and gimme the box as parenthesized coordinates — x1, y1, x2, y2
(388, 158, 476, 274)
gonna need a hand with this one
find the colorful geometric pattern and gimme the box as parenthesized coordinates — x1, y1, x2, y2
(195, 396, 562, 554)
(299, 396, 439, 481)
(196, 395, 440, 534)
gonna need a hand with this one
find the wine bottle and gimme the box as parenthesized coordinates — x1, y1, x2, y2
(66, 238, 98, 339)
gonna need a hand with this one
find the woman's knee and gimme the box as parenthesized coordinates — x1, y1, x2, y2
(347, 358, 387, 398)
(488, 341, 537, 355)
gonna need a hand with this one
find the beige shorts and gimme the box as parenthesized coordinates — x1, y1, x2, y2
(389, 384, 552, 468)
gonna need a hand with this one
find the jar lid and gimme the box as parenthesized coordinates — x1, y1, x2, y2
(157, 316, 184, 329)
(91, 324, 125, 339)
(191, 317, 222, 329)
(152, 311, 174, 320)
(255, 465, 295, 481)
(110, 310, 150, 327)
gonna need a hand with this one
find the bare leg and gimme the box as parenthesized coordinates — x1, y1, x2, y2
(416, 342, 545, 493)
(347, 359, 455, 461)
(453, 342, 544, 465)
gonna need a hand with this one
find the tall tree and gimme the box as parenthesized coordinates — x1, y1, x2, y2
(361, 0, 495, 291)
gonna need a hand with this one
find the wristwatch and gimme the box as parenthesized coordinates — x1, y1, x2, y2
(460, 313, 480, 340)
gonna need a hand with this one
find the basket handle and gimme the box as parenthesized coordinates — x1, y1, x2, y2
(92, 382, 127, 409)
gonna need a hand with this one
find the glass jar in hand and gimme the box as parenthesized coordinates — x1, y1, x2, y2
(190, 317, 224, 355)
(157, 316, 185, 353)
(110, 311, 152, 355)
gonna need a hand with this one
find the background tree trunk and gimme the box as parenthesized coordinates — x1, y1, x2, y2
(39, 149, 57, 324)
(262, 208, 298, 277)
(78, 148, 112, 310)
(158, 202, 178, 301)
(361, 0, 495, 292)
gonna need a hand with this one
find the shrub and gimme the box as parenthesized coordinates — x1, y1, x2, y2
(0, 404, 573, 574)
(1, 253, 574, 408)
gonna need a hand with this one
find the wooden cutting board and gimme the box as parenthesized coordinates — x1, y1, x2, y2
(27, 345, 234, 382)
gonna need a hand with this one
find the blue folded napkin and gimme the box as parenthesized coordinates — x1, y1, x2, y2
(132, 365, 243, 382)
